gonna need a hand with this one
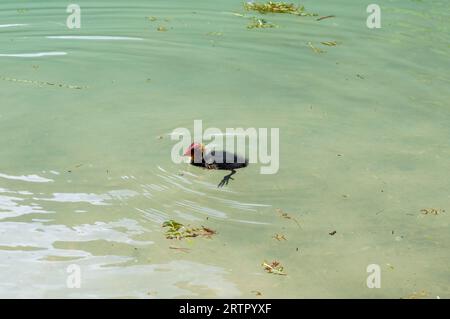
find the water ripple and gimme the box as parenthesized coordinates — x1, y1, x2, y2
(46, 35, 144, 41)
(0, 52, 67, 58)
(0, 24, 28, 28)
(0, 173, 53, 183)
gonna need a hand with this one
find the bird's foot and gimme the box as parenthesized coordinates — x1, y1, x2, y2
(218, 176, 234, 188)
(217, 170, 236, 188)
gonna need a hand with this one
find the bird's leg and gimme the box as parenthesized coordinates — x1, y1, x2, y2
(218, 169, 236, 188)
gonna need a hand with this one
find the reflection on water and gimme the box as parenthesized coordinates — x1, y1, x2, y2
(0, 168, 270, 297)
(0, 52, 67, 58)
(0, 0, 449, 298)
(46, 36, 144, 41)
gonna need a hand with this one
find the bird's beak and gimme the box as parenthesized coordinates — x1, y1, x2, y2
(183, 143, 204, 156)
(183, 143, 194, 156)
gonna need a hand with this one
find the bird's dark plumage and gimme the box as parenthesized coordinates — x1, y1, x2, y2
(184, 143, 248, 187)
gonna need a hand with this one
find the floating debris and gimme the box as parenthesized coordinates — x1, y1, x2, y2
(244, 1, 316, 16)
(321, 41, 338, 46)
(251, 290, 262, 296)
(276, 208, 301, 228)
(316, 15, 335, 21)
(329, 230, 337, 236)
(67, 163, 84, 173)
(405, 290, 429, 299)
(247, 17, 277, 29)
(169, 246, 191, 253)
(147, 16, 157, 21)
(0, 76, 87, 89)
(308, 42, 325, 54)
(262, 260, 287, 275)
(162, 220, 184, 239)
(421, 208, 444, 215)
(157, 26, 168, 32)
(272, 234, 287, 241)
(162, 220, 216, 240)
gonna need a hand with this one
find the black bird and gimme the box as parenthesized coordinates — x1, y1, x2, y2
(183, 143, 248, 187)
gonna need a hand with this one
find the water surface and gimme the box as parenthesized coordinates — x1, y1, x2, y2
(0, 0, 449, 298)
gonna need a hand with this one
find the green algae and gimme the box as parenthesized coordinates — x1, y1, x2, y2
(162, 220, 216, 240)
(244, 1, 317, 16)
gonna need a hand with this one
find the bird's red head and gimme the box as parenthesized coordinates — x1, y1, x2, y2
(183, 143, 204, 156)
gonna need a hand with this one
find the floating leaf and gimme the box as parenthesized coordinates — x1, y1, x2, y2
(321, 41, 337, 46)
(420, 208, 444, 215)
(272, 234, 287, 241)
(276, 208, 301, 228)
(308, 42, 325, 54)
(262, 260, 287, 275)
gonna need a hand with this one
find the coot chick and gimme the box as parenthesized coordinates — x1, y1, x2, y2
(183, 143, 248, 187)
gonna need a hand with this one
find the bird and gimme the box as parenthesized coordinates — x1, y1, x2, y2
(183, 143, 248, 187)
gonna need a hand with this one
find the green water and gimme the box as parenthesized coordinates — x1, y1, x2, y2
(0, 0, 449, 298)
